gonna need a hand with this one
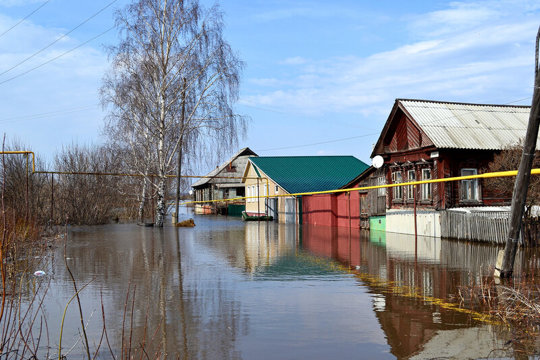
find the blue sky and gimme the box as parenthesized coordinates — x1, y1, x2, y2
(0, 0, 538, 170)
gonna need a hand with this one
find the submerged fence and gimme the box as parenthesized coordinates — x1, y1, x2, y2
(440, 210, 510, 244)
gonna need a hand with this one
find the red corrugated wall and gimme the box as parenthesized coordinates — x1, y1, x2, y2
(302, 185, 361, 228)
(302, 194, 336, 227)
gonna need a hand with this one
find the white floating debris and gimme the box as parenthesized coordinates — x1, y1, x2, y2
(33, 270, 46, 277)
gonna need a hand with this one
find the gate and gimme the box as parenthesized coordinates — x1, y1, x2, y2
(266, 197, 278, 221)
(284, 197, 296, 224)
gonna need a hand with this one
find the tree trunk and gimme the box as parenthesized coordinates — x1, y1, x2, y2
(174, 78, 187, 224)
(155, 174, 166, 227)
(138, 175, 148, 223)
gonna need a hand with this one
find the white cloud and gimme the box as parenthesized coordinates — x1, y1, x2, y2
(280, 56, 308, 65)
(0, 11, 109, 160)
(243, 1, 539, 117)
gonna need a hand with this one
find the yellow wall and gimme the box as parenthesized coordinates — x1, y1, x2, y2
(243, 162, 286, 216)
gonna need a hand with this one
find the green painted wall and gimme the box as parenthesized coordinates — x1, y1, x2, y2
(370, 216, 386, 231)
(228, 204, 245, 216)
(369, 230, 386, 247)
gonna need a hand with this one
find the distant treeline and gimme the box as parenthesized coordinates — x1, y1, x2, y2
(0, 140, 186, 226)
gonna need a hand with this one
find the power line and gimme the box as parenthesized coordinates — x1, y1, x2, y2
(0, 25, 115, 86)
(0, 104, 99, 124)
(257, 133, 379, 152)
(254, 96, 533, 153)
(0, 0, 118, 78)
(0, 0, 50, 39)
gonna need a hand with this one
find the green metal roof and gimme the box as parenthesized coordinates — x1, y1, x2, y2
(249, 156, 369, 194)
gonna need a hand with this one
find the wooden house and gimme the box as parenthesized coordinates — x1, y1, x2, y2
(192, 147, 257, 215)
(242, 156, 368, 223)
(371, 99, 534, 236)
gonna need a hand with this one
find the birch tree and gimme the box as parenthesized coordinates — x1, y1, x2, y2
(101, 0, 246, 227)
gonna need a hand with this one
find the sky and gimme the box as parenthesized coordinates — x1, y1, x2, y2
(0, 0, 538, 171)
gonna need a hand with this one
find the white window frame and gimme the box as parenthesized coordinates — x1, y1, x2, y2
(461, 168, 479, 201)
(407, 169, 416, 200)
(392, 171, 403, 200)
(377, 176, 386, 196)
(421, 168, 432, 200)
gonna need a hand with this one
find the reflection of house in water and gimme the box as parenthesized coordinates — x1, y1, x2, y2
(300, 224, 513, 359)
(192, 221, 299, 273)
(385, 232, 441, 263)
(243, 222, 298, 273)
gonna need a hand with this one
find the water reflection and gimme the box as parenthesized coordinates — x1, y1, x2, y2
(40, 215, 536, 359)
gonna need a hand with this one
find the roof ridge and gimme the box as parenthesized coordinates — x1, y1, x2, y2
(251, 155, 358, 158)
(397, 98, 530, 108)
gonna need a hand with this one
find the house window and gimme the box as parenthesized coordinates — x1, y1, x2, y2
(461, 168, 479, 201)
(392, 171, 403, 200)
(421, 169, 432, 200)
(275, 185, 279, 193)
(407, 170, 415, 200)
(247, 186, 251, 202)
(377, 176, 386, 196)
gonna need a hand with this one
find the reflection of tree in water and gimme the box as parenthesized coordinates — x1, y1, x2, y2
(60, 225, 245, 359)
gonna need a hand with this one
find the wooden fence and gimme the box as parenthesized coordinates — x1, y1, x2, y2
(440, 210, 510, 244)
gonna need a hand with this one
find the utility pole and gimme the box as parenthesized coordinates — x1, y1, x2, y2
(497, 27, 540, 278)
(174, 78, 187, 224)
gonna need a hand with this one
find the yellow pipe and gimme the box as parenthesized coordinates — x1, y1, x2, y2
(179, 168, 540, 206)
(0, 151, 35, 173)
(1, 150, 536, 209)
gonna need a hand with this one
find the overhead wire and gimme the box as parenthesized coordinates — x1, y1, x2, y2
(0, 25, 115, 86)
(0, 0, 50, 39)
(250, 95, 533, 154)
(0, 104, 99, 124)
(0, 0, 118, 79)
(257, 133, 380, 152)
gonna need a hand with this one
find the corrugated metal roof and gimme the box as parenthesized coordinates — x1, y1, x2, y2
(191, 147, 257, 188)
(399, 99, 534, 150)
(249, 156, 369, 194)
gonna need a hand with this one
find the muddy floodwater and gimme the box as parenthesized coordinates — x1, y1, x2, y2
(33, 210, 540, 359)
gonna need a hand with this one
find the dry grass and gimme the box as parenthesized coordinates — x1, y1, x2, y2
(456, 274, 540, 355)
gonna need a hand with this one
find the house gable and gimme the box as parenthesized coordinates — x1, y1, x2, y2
(193, 147, 258, 189)
(375, 102, 435, 156)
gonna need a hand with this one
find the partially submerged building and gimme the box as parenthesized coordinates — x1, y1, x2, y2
(191, 147, 257, 215)
(370, 99, 534, 238)
(242, 156, 369, 223)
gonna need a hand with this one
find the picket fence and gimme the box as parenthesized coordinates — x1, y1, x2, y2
(440, 209, 511, 245)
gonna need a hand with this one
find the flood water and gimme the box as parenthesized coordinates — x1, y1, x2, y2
(33, 210, 539, 359)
